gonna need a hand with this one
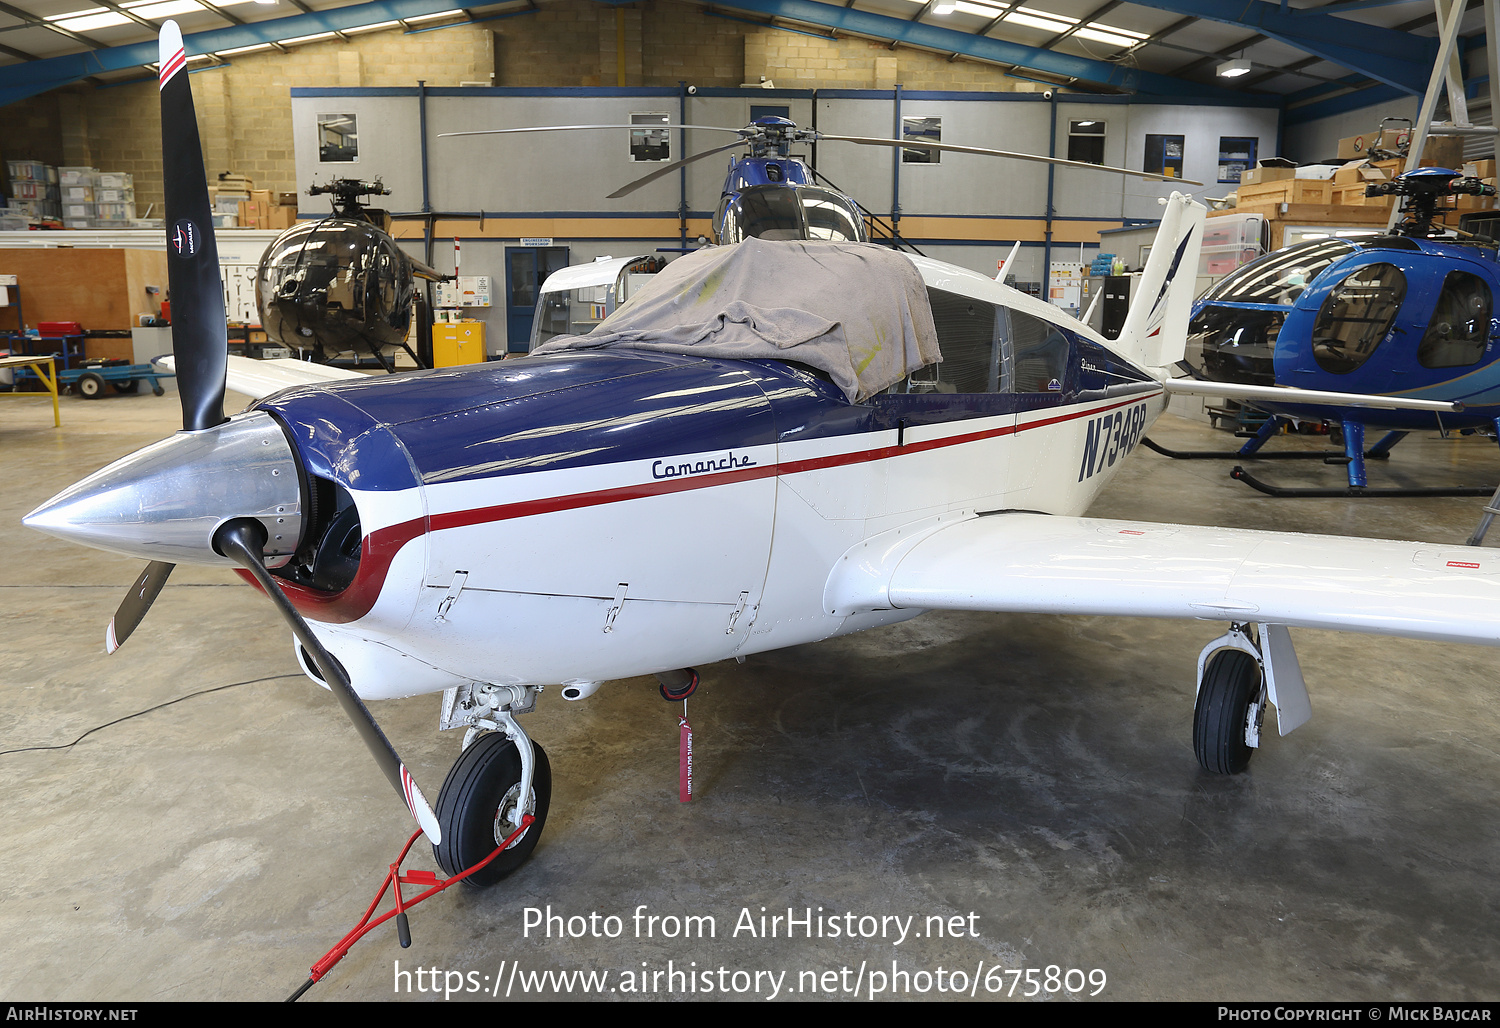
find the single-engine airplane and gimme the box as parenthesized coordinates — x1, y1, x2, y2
(1172, 167, 1500, 500)
(24, 24, 1500, 908)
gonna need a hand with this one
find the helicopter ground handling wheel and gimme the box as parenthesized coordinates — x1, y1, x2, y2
(1193, 649, 1265, 775)
(432, 733, 551, 887)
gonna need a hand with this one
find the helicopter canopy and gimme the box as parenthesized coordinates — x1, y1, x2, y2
(533, 238, 940, 402)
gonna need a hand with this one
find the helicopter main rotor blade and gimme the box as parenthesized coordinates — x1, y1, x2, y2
(158, 21, 228, 433)
(439, 123, 749, 139)
(215, 518, 443, 843)
(816, 133, 1205, 187)
(607, 138, 751, 199)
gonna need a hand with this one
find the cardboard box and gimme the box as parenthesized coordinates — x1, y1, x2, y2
(1465, 160, 1498, 180)
(1334, 159, 1390, 185)
(266, 205, 297, 231)
(1240, 164, 1296, 186)
(1418, 135, 1465, 171)
(276, 192, 298, 208)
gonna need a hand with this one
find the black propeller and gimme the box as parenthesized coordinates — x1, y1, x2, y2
(159, 22, 227, 435)
(105, 21, 229, 646)
(101, 21, 443, 841)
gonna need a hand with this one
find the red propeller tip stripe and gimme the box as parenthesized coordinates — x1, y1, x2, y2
(159, 48, 186, 88)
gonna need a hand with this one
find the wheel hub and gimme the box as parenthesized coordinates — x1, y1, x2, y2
(493, 783, 534, 849)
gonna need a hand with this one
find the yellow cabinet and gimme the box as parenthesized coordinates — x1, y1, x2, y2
(433, 322, 486, 367)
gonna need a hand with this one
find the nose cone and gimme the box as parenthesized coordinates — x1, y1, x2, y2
(24, 411, 305, 565)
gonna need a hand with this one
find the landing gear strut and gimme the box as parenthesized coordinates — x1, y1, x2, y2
(433, 733, 551, 887)
(1193, 648, 1265, 775)
(435, 683, 550, 886)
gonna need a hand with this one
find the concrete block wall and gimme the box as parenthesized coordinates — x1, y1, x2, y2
(2, 3, 1051, 214)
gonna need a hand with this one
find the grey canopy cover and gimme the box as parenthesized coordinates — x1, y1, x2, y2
(533, 238, 942, 402)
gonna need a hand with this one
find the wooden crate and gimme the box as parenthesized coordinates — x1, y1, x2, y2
(1237, 178, 1333, 206)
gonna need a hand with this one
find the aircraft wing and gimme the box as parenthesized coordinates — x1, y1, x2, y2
(156, 354, 367, 399)
(826, 512, 1500, 647)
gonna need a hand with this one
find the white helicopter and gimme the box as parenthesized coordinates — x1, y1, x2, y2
(24, 24, 1500, 919)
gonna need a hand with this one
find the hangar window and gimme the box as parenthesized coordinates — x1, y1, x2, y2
(317, 114, 358, 163)
(1418, 271, 1492, 368)
(1068, 120, 1105, 165)
(630, 113, 670, 162)
(1311, 262, 1406, 374)
(902, 116, 941, 164)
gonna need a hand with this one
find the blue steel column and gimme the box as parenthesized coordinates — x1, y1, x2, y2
(1043, 91, 1056, 308)
(891, 85, 902, 244)
(680, 82, 689, 253)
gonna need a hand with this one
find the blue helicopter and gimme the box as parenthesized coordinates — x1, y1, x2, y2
(1164, 166, 1500, 508)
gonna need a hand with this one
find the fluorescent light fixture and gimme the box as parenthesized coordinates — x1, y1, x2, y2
(933, 1, 957, 12)
(406, 9, 464, 21)
(345, 20, 401, 32)
(131, 0, 207, 18)
(215, 42, 275, 55)
(55, 11, 130, 30)
(1218, 58, 1253, 78)
(278, 31, 337, 44)
(953, 1, 1007, 15)
(1075, 26, 1138, 47)
(1005, 10, 1074, 33)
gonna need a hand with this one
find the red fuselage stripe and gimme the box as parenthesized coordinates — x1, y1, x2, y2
(273, 393, 1158, 623)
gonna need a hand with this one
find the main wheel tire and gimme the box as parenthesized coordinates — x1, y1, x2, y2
(77, 372, 106, 399)
(1194, 649, 1262, 775)
(433, 733, 551, 888)
(112, 378, 140, 394)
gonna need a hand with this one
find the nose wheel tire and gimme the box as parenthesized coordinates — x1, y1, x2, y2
(432, 733, 551, 888)
(1193, 649, 1263, 775)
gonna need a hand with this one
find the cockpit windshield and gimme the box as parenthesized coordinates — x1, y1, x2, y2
(715, 185, 866, 244)
(1204, 238, 1357, 306)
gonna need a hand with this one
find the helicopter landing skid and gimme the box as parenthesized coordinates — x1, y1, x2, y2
(1143, 437, 1350, 461)
(1229, 466, 1496, 499)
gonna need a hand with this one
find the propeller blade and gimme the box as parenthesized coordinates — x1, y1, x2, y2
(607, 138, 750, 199)
(106, 561, 175, 654)
(158, 21, 228, 433)
(438, 123, 749, 139)
(815, 133, 1205, 187)
(214, 518, 442, 844)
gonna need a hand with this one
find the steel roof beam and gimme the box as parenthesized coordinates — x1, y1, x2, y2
(1121, 0, 1437, 93)
(708, 0, 1252, 98)
(0, 0, 468, 106)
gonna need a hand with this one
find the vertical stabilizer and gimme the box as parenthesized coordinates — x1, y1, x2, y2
(1113, 192, 1206, 373)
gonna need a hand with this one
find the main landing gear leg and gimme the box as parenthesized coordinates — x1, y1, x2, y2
(1467, 417, 1500, 546)
(1192, 624, 1312, 774)
(433, 684, 551, 887)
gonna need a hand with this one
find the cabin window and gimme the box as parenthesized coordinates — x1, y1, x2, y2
(889, 289, 1009, 394)
(1010, 308, 1071, 392)
(1208, 238, 1355, 306)
(1311, 263, 1406, 374)
(1418, 271, 1491, 369)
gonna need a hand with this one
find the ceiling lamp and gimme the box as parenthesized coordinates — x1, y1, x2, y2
(1217, 58, 1252, 78)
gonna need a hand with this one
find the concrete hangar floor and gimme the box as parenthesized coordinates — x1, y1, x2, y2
(2, 387, 1498, 1003)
